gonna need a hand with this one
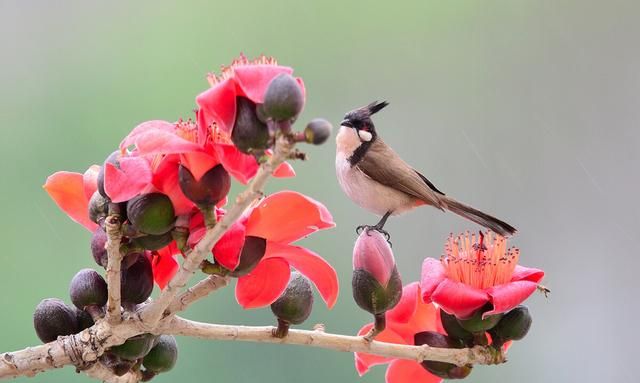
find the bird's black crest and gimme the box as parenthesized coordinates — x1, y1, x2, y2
(367, 101, 389, 115)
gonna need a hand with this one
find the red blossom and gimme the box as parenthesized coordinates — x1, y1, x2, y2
(354, 283, 443, 383)
(421, 231, 544, 320)
(44, 167, 100, 232)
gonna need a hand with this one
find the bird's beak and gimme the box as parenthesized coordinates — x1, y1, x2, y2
(341, 120, 353, 128)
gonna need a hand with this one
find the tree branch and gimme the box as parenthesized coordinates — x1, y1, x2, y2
(140, 134, 294, 327)
(166, 275, 230, 316)
(105, 210, 124, 324)
(164, 317, 506, 366)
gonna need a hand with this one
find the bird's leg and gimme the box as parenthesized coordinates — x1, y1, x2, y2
(356, 212, 392, 243)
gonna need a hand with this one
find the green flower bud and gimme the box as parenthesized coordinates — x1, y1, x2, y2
(351, 268, 402, 315)
(110, 333, 157, 361)
(228, 236, 267, 277)
(271, 272, 314, 326)
(131, 231, 174, 252)
(69, 269, 108, 310)
(304, 119, 333, 145)
(457, 305, 503, 333)
(121, 255, 154, 305)
(491, 305, 532, 343)
(33, 298, 78, 343)
(127, 193, 176, 235)
(178, 164, 231, 207)
(414, 331, 472, 379)
(91, 227, 108, 268)
(440, 310, 473, 344)
(142, 335, 178, 374)
(231, 97, 270, 153)
(263, 74, 304, 121)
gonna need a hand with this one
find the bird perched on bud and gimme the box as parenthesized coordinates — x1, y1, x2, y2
(335, 101, 516, 239)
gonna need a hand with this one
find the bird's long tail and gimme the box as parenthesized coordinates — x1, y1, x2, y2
(443, 196, 517, 236)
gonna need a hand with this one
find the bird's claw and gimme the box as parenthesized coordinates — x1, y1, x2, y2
(355, 225, 392, 246)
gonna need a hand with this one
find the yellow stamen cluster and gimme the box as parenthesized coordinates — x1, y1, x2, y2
(207, 54, 278, 87)
(441, 231, 519, 290)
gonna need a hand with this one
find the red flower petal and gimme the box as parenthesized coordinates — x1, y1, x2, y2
(420, 258, 447, 303)
(104, 156, 152, 203)
(265, 242, 339, 308)
(213, 222, 246, 270)
(511, 265, 545, 283)
(431, 279, 489, 320)
(121, 120, 201, 155)
(152, 252, 179, 290)
(483, 280, 539, 317)
(44, 172, 98, 231)
(233, 65, 293, 103)
(196, 78, 237, 133)
(385, 359, 442, 383)
(152, 155, 195, 216)
(386, 282, 420, 324)
(82, 165, 100, 200)
(215, 144, 259, 184)
(180, 151, 220, 182)
(246, 191, 335, 244)
(273, 161, 296, 178)
(354, 324, 407, 376)
(235, 257, 290, 309)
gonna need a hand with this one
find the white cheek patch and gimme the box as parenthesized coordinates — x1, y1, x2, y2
(357, 130, 373, 142)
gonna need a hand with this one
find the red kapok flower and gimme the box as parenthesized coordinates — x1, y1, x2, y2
(196, 54, 305, 135)
(421, 231, 544, 320)
(355, 283, 443, 383)
(44, 165, 101, 231)
(188, 191, 337, 309)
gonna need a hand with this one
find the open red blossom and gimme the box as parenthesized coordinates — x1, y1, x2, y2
(421, 231, 544, 320)
(196, 54, 305, 135)
(355, 283, 443, 383)
(151, 241, 181, 289)
(44, 165, 101, 231)
(187, 191, 337, 309)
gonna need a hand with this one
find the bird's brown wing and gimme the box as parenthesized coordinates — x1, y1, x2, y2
(355, 139, 447, 210)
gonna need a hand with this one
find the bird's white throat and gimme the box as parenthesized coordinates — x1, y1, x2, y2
(336, 126, 371, 155)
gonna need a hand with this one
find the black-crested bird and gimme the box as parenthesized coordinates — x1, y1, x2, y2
(335, 101, 516, 239)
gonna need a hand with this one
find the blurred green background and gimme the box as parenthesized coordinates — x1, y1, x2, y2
(1, 0, 639, 382)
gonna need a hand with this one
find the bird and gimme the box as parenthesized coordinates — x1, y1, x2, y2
(335, 101, 516, 240)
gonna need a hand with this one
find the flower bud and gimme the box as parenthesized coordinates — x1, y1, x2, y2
(304, 119, 333, 145)
(440, 310, 473, 344)
(131, 231, 174, 252)
(97, 151, 120, 198)
(127, 193, 176, 235)
(91, 227, 108, 268)
(263, 74, 304, 121)
(74, 307, 95, 331)
(33, 298, 79, 343)
(228, 236, 267, 277)
(491, 305, 532, 344)
(352, 231, 402, 316)
(88, 191, 110, 225)
(271, 272, 314, 328)
(69, 268, 108, 310)
(142, 335, 178, 374)
(121, 255, 154, 305)
(110, 333, 157, 361)
(414, 331, 472, 379)
(456, 304, 503, 333)
(178, 164, 231, 207)
(231, 96, 270, 153)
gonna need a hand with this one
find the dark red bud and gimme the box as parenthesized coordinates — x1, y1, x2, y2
(33, 298, 79, 343)
(304, 119, 333, 145)
(69, 268, 108, 310)
(178, 164, 230, 207)
(91, 227, 108, 268)
(228, 236, 267, 277)
(121, 255, 154, 305)
(414, 331, 472, 379)
(231, 97, 270, 153)
(263, 74, 304, 122)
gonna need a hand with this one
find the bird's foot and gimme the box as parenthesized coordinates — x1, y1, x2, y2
(355, 225, 392, 246)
